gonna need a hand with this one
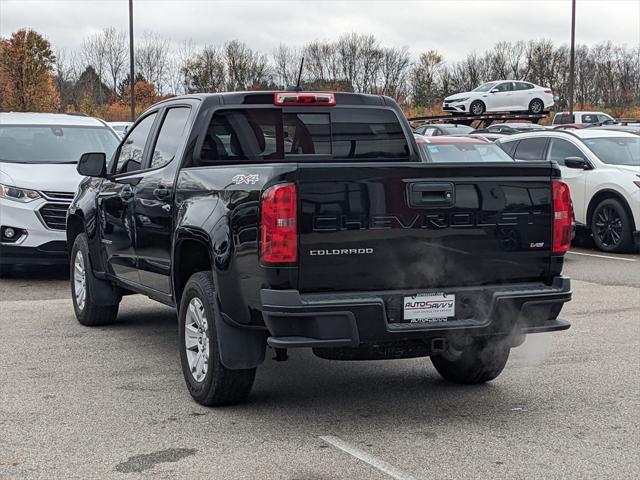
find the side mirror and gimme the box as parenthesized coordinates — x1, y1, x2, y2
(564, 156, 592, 170)
(490, 88, 499, 93)
(77, 152, 107, 177)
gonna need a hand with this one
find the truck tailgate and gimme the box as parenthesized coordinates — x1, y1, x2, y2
(297, 162, 555, 292)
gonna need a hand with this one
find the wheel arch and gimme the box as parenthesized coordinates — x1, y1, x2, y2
(66, 212, 85, 248)
(586, 189, 636, 231)
(172, 228, 214, 306)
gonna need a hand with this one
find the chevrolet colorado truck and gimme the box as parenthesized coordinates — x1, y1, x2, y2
(67, 91, 573, 406)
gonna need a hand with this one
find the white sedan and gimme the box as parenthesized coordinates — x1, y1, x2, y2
(443, 81, 555, 116)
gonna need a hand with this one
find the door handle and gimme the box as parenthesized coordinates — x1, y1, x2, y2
(120, 184, 134, 200)
(153, 186, 170, 199)
(407, 182, 455, 208)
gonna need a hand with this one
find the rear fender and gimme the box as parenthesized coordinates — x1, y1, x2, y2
(173, 225, 266, 370)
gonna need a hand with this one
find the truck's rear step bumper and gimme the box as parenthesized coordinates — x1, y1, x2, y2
(261, 276, 571, 349)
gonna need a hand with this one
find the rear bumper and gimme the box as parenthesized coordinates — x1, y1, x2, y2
(261, 276, 571, 350)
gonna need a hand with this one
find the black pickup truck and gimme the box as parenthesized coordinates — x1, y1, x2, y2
(67, 91, 573, 406)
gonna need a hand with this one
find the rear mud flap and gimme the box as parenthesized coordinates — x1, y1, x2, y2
(215, 310, 267, 370)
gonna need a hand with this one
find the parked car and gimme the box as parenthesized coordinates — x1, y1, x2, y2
(67, 91, 572, 406)
(108, 121, 133, 137)
(443, 81, 554, 116)
(551, 111, 615, 128)
(414, 123, 475, 136)
(0, 113, 120, 275)
(474, 122, 547, 135)
(467, 132, 509, 142)
(496, 129, 640, 252)
(414, 135, 515, 163)
(588, 124, 640, 135)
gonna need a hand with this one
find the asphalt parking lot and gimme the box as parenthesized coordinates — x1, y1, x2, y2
(1, 246, 638, 480)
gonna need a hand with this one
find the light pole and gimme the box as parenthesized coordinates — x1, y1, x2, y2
(568, 0, 576, 118)
(128, 0, 136, 122)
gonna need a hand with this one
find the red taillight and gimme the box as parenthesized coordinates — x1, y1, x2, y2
(261, 183, 297, 264)
(552, 180, 572, 254)
(544, 88, 553, 94)
(274, 92, 336, 106)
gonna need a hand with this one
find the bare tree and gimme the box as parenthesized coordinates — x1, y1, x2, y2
(103, 27, 127, 100)
(272, 43, 302, 88)
(81, 31, 108, 102)
(225, 40, 269, 90)
(183, 45, 226, 93)
(411, 50, 444, 107)
(377, 47, 411, 99)
(136, 31, 170, 94)
(304, 41, 340, 84)
(54, 48, 80, 111)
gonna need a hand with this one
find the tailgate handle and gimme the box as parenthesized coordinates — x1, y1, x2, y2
(408, 182, 454, 207)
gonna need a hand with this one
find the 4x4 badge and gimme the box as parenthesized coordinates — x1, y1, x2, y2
(232, 174, 260, 185)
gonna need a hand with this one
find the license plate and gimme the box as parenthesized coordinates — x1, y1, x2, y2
(403, 292, 455, 323)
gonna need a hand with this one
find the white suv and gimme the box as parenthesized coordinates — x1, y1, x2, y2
(0, 113, 120, 274)
(497, 129, 640, 252)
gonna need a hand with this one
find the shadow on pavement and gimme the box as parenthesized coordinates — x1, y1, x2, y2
(105, 304, 518, 420)
(1, 264, 70, 280)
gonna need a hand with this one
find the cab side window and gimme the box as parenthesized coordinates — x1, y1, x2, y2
(114, 113, 157, 174)
(150, 107, 191, 169)
(546, 138, 584, 166)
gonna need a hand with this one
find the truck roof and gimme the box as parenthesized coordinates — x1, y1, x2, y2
(152, 91, 395, 109)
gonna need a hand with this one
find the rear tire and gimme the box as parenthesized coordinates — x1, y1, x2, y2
(591, 198, 634, 253)
(70, 234, 119, 326)
(431, 337, 510, 384)
(179, 271, 256, 406)
(470, 100, 485, 116)
(528, 98, 545, 114)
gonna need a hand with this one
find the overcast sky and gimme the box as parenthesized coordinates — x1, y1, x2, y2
(1, 0, 639, 60)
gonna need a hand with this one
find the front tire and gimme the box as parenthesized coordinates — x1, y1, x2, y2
(528, 98, 545, 114)
(179, 272, 256, 406)
(470, 100, 485, 116)
(431, 337, 510, 384)
(70, 234, 119, 326)
(591, 198, 634, 252)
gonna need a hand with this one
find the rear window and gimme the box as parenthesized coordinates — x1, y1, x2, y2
(418, 142, 514, 163)
(0, 125, 119, 164)
(192, 107, 409, 166)
(553, 114, 573, 125)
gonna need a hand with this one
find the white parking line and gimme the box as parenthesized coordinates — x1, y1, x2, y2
(568, 251, 637, 262)
(320, 435, 420, 480)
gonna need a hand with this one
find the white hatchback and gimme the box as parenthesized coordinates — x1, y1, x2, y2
(443, 80, 555, 116)
(0, 113, 120, 274)
(497, 129, 640, 252)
